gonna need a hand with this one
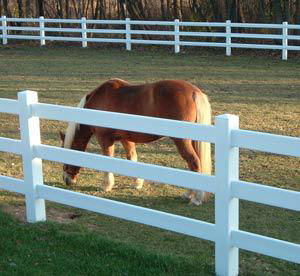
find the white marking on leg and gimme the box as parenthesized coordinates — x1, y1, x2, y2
(189, 191, 205, 206)
(135, 178, 144, 190)
(130, 154, 144, 190)
(103, 172, 114, 192)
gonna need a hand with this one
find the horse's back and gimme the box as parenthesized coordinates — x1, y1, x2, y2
(152, 80, 202, 121)
(86, 79, 203, 122)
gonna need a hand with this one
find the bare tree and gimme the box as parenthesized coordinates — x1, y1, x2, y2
(17, 0, 24, 17)
(36, 0, 45, 16)
(161, 0, 167, 19)
(25, 0, 31, 17)
(2, 0, 11, 16)
(173, 0, 182, 20)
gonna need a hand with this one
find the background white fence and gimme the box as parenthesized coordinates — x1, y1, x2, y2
(1, 16, 300, 60)
(0, 91, 299, 275)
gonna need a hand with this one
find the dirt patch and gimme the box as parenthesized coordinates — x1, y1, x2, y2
(1, 204, 81, 224)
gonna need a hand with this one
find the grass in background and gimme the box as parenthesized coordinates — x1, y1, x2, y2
(0, 45, 299, 275)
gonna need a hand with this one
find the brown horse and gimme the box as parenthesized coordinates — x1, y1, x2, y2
(60, 79, 212, 205)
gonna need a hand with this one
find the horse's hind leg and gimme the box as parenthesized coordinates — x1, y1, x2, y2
(96, 134, 115, 192)
(172, 138, 205, 206)
(121, 140, 144, 190)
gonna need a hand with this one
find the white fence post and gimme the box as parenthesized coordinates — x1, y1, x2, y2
(282, 21, 288, 60)
(18, 91, 46, 223)
(81, 17, 87, 48)
(215, 114, 239, 276)
(226, 20, 232, 56)
(39, 16, 46, 46)
(2, 15, 7, 45)
(125, 18, 131, 51)
(174, 19, 180, 53)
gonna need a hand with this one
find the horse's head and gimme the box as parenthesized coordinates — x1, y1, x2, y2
(59, 131, 80, 185)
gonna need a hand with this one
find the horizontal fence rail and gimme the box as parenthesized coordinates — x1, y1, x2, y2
(37, 184, 216, 241)
(1, 17, 300, 59)
(0, 98, 19, 114)
(0, 137, 23, 154)
(36, 144, 216, 193)
(32, 102, 217, 143)
(0, 90, 299, 276)
(232, 129, 300, 157)
(231, 230, 300, 264)
(0, 175, 25, 194)
(231, 180, 300, 211)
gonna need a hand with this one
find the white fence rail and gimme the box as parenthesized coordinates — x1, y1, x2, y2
(0, 91, 299, 275)
(1, 16, 300, 60)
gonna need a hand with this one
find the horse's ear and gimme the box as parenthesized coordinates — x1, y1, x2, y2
(59, 131, 65, 141)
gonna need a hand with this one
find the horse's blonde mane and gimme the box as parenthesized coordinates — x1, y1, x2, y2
(63, 95, 87, 149)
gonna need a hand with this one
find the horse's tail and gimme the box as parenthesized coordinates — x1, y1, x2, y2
(193, 91, 212, 200)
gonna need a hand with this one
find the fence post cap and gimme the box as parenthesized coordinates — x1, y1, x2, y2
(18, 90, 38, 100)
(216, 114, 238, 120)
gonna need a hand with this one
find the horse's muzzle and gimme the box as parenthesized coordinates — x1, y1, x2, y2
(63, 172, 76, 186)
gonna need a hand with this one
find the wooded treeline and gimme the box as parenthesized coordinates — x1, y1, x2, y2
(0, 0, 300, 24)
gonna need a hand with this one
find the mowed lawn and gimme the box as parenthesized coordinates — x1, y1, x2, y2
(0, 45, 299, 275)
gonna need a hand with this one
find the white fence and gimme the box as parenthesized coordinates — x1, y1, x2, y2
(0, 91, 299, 275)
(1, 16, 300, 60)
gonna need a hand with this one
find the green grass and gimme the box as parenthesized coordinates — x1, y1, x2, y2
(0, 44, 300, 275)
(0, 211, 213, 275)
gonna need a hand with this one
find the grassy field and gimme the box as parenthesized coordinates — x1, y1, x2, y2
(0, 45, 299, 275)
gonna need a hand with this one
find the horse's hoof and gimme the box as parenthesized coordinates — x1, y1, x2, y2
(102, 185, 113, 192)
(132, 179, 144, 190)
(189, 198, 202, 206)
(63, 173, 76, 186)
(181, 191, 192, 200)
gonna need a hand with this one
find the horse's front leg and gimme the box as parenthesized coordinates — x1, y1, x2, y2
(97, 135, 115, 192)
(121, 140, 144, 190)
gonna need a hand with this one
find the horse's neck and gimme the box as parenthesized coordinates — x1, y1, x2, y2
(65, 124, 92, 153)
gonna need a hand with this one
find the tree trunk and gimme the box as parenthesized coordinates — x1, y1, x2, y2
(65, 0, 70, 18)
(210, 0, 223, 21)
(272, 0, 283, 23)
(25, 0, 31, 17)
(257, 0, 266, 23)
(161, 0, 166, 19)
(71, 0, 79, 18)
(100, 0, 105, 19)
(283, 0, 290, 22)
(2, 0, 11, 16)
(296, 0, 300, 24)
(173, 0, 182, 20)
(295, 0, 300, 42)
(56, 0, 63, 18)
(166, 0, 172, 19)
(36, 0, 45, 16)
(17, 0, 24, 17)
(118, 0, 126, 18)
